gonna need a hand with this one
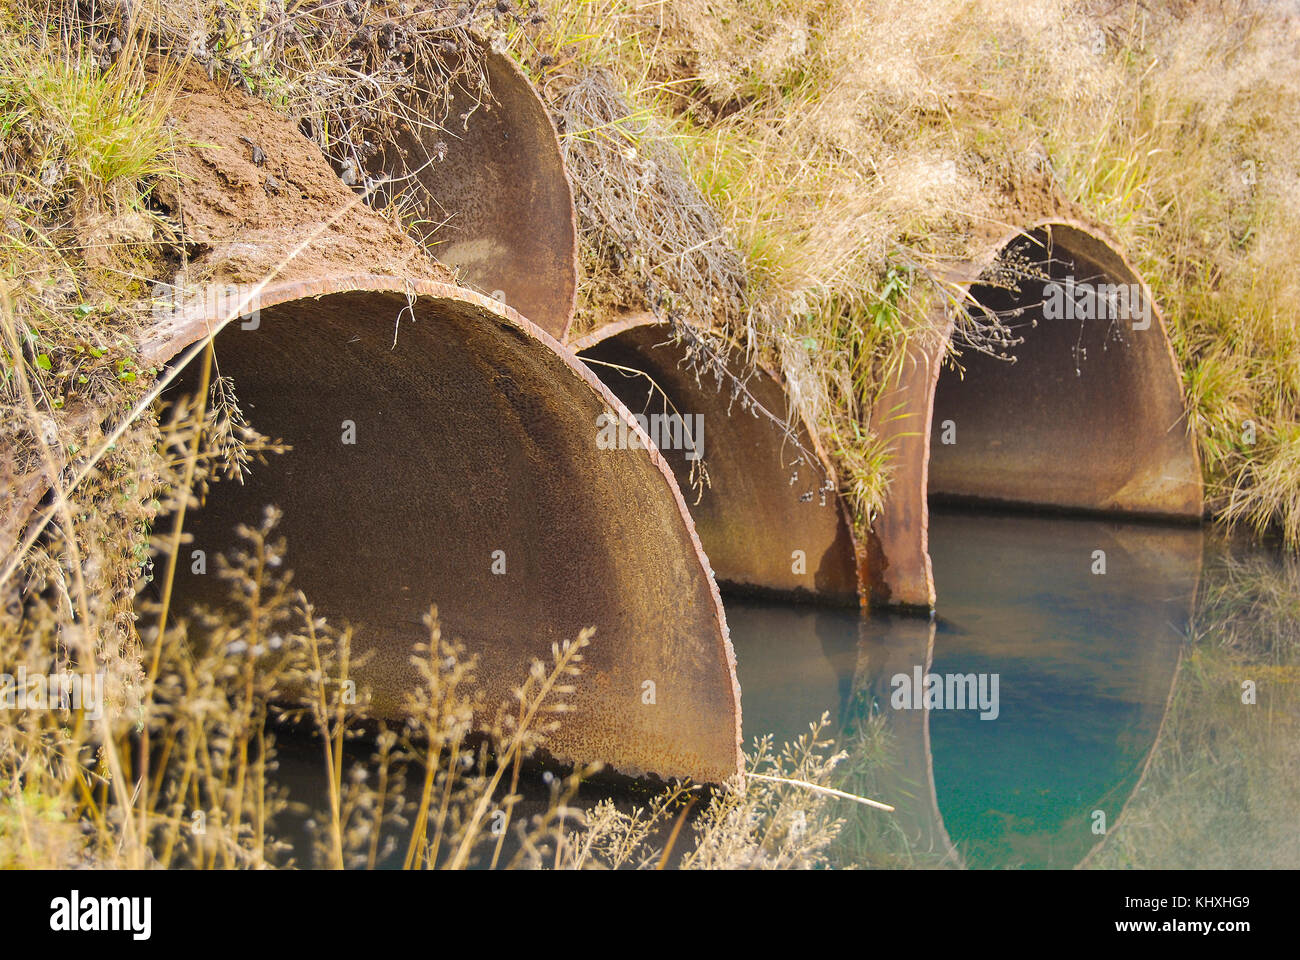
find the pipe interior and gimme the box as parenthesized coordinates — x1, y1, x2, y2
(362, 51, 576, 338)
(929, 227, 1199, 517)
(578, 325, 860, 605)
(166, 289, 738, 780)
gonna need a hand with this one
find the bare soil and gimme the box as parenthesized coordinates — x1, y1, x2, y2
(154, 66, 454, 290)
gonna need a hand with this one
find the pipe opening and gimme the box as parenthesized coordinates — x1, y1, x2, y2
(865, 221, 1202, 609)
(162, 282, 740, 782)
(574, 318, 863, 607)
(929, 224, 1201, 518)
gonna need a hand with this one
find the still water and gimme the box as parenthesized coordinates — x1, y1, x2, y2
(729, 506, 1299, 869)
(268, 506, 1297, 868)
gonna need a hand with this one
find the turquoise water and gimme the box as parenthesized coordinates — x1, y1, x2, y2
(728, 507, 1298, 869)
(264, 506, 1296, 868)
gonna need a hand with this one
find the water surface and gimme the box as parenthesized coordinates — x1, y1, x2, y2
(729, 507, 1298, 868)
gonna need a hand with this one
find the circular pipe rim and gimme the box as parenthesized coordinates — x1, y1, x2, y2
(867, 218, 1205, 610)
(575, 312, 868, 606)
(75, 276, 741, 783)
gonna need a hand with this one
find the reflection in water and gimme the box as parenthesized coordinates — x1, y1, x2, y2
(722, 599, 859, 746)
(922, 509, 1196, 868)
(730, 508, 1203, 868)
(264, 508, 1297, 868)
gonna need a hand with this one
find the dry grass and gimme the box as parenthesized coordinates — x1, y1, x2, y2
(4, 481, 851, 869)
(563, 716, 847, 869)
(2, 0, 1299, 870)
(1085, 540, 1300, 869)
(514, 0, 1300, 540)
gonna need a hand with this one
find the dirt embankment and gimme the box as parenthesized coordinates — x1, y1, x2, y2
(154, 66, 453, 290)
(1, 67, 457, 570)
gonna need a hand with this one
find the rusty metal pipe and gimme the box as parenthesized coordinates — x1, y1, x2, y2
(867, 220, 1203, 609)
(149, 278, 741, 783)
(3, 68, 740, 782)
(573, 315, 865, 606)
(362, 47, 579, 340)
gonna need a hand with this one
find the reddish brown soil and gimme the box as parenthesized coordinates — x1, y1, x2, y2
(155, 67, 453, 289)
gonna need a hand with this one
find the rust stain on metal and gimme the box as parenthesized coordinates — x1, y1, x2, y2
(142, 278, 742, 784)
(574, 314, 865, 607)
(868, 220, 1204, 610)
(362, 47, 579, 340)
